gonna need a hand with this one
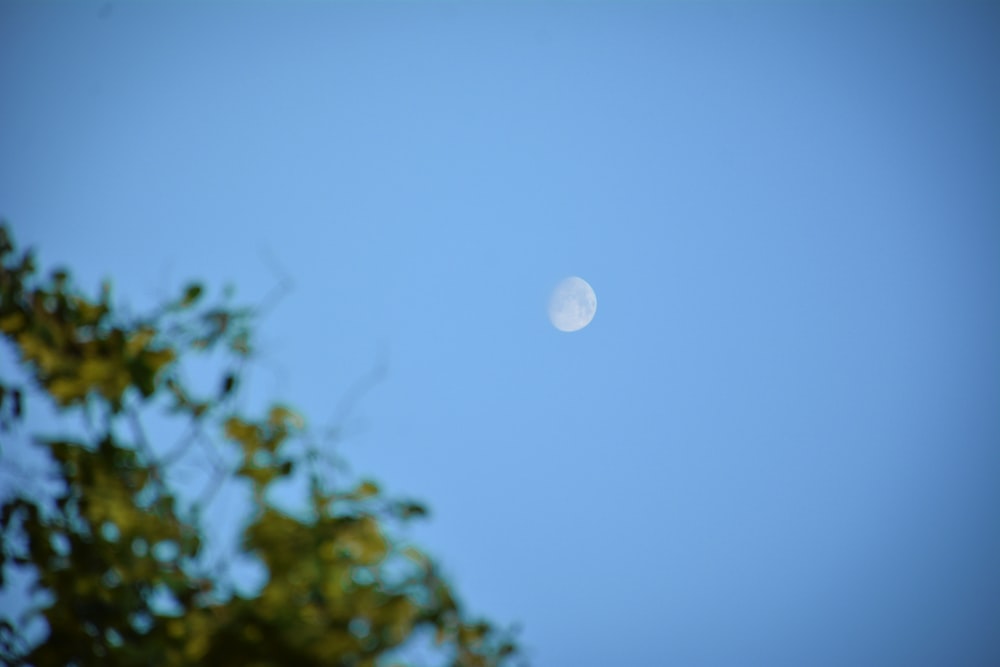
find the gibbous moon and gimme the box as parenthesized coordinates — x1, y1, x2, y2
(548, 276, 597, 332)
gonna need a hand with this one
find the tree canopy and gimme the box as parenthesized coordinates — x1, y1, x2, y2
(0, 223, 520, 667)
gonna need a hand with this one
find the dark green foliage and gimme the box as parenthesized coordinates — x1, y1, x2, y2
(0, 223, 520, 667)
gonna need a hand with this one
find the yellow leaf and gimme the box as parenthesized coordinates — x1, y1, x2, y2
(0, 311, 25, 334)
(184, 632, 209, 661)
(18, 333, 62, 374)
(347, 516, 388, 565)
(402, 546, 429, 568)
(49, 377, 85, 403)
(74, 297, 104, 325)
(78, 358, 116, 383)
(458, 622, 490, 647)
(353, 480, 380, 499)
(225, 416, 259, 447)
(143, 347, 175, 374)
(268, 405, 304, 430)
(379, 597, 418, 644)
(315, 630, 359, 658)
(125, 328, 155, 356)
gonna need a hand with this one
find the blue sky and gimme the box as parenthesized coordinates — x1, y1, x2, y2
(2, 2, 999, 665)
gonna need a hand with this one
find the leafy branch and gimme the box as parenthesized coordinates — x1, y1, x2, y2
(0, 222, 521, 667)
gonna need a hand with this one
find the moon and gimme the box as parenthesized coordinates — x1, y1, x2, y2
(548, 276, 597, 332)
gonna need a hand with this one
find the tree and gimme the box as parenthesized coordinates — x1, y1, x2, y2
(0, 223, 520, 667)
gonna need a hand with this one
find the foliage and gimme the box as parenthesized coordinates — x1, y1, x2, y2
(0, 224, 520, 667)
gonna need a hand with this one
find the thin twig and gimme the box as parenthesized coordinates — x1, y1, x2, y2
(126, 405, 162, 484)
(326, 345, 388, 440)
(159, 419, 202, 468)
(195, 464, 228, 513)
(253, 247, 294, 319)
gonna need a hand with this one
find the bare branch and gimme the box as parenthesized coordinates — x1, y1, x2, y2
(253, 246, 294, 319)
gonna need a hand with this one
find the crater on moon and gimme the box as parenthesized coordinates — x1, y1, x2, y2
(548, 276, 597, 332)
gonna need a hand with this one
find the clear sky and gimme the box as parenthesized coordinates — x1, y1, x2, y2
(2, 2, 999, 665)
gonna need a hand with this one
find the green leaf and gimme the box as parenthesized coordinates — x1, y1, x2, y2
(48, 377, 86, 404)
(0, 222, 522, 667)
(180, 283, 203, 308)
(0, 312, 26, 334)
(220, 373, 236, 398)
(397, 501, 428, 520)
(353, 480, 380, 500)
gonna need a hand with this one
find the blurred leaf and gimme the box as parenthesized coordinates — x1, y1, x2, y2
(353, 480, 380, 500)
(220, 373, 236, 398)
(48, 377, 86, 404)
(125, 328, 155, 357)
(0, 223, 520, 667)
(0, 312, 25, 334)
(230, 331, 251, 356)
(180, 283, 203, 308)
(268, 405, 304, 430)
(396, 501, 428, 521)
